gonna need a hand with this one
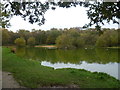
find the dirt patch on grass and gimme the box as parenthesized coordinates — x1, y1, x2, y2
(2, 71, 24, 88)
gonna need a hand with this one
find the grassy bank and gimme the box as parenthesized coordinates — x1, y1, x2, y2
(106, 46, 120, 49)
(2, 47, 120, 88)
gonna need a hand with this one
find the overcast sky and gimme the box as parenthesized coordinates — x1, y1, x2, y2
(7, 6, 119, 32)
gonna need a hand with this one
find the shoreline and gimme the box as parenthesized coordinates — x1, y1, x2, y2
(35, 45, 57, 48)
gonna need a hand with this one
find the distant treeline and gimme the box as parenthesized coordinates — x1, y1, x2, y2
(1, 28, 120, 48)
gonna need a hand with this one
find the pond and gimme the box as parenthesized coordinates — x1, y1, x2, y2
(15, 47, 120, 80)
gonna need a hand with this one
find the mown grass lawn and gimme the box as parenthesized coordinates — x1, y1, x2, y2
(2, 47, 120, 88)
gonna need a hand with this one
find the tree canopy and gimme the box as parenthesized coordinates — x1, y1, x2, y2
(0, 1, 119, 33)
(27, 37, 36, 46)
(1, 28, 119, 48)
(14, 37, 26, 47)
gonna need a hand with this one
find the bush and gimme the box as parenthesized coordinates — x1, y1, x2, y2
(14, 37, 26, 47)
(96, 30, 119, 47)
(56, 30, 99, 48)
(75, 37, 85, 48)
(56, 34, 75, 49)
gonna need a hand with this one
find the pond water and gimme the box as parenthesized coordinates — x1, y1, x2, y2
(15, 47, 120, 80)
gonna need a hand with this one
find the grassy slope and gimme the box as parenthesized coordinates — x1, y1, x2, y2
(2, 47, 120, 88)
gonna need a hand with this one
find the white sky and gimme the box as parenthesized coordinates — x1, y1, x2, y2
(7, 6, 119, 32)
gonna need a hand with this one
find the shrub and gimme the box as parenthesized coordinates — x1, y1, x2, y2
(14, 37, 26, 47)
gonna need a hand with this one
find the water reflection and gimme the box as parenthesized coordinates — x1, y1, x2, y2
(41, 61, 119, 79)
(16, 47, 119, 64)
(16, 47, 119, 79)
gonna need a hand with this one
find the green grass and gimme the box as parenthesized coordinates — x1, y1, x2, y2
(2, 47, 120, 88)
(106, 46, 120, 49)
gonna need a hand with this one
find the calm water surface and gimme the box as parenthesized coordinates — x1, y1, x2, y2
(16, 47, 120, 79)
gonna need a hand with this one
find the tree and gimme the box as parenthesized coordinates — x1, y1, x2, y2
(14, 37, 26, 47)
(79, 30, 99, 47)
(110, 30, 118, 46)
(1, 28, 10, 45)
(96, 30, 119, 47)
(17, 29, 31, 41)
(0, 3, 11, 28)
(27, 37, 36, 46)
(0, 29, 2, 46)
(75, 37, 85, 48)
(56, 34, 75, 49)
(1, 1, 119, 33)
(83, 1, 119, 34)
(31, 29, 47, 45)
(65, 28, 80, 47)
(46, 28, 62, 44)
(8, 31, 19, 45)
(1, 27, 119, 47)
